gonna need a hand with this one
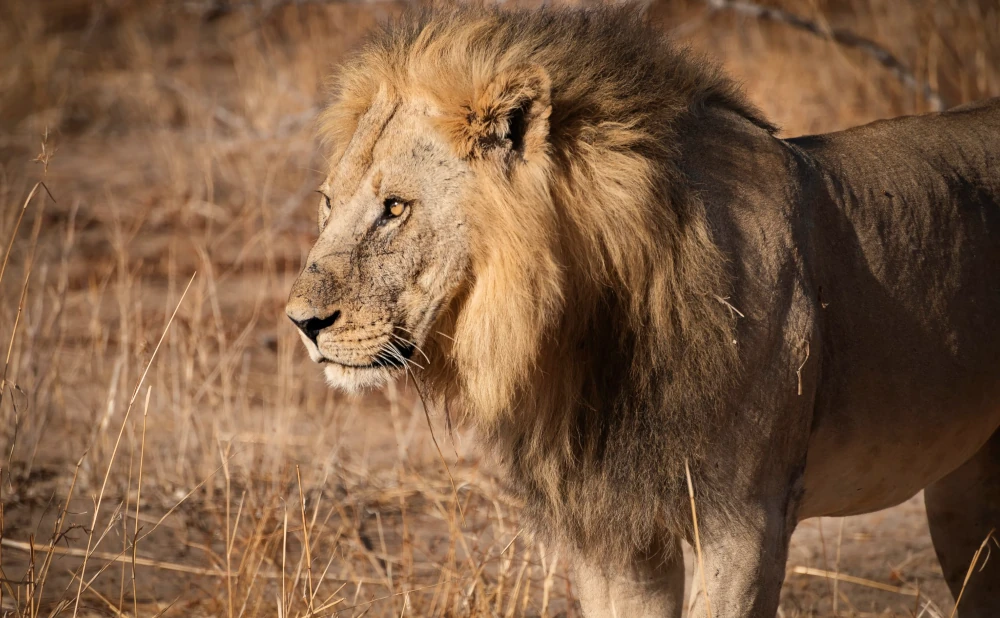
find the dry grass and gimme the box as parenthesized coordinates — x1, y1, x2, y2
(0, 0, 997, 616)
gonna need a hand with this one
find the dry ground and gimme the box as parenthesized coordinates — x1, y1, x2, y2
(1, 0, 997, 616)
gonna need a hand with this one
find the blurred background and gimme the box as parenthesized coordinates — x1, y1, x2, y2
(1, 0, 997, 616)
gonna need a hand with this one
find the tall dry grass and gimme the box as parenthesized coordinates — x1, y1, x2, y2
(0, 1, 997, 616)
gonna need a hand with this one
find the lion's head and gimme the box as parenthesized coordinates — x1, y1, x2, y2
(285, 90, 475, 392)
(285, 53, 560, 399)
(287, 5, 765, 430)
(286, 11, 569, 410)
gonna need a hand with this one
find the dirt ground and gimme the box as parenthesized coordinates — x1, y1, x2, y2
(1, 0, 997, 616)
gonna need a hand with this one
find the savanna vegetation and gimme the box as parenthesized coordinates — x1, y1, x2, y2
(2, 0, 997, 615)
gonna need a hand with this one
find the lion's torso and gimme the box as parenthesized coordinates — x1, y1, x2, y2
(681, 98, 1000, 520)
(795, 100, 1000, 517)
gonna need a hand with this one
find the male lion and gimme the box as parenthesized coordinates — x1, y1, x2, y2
(286, 7, 1000, 617)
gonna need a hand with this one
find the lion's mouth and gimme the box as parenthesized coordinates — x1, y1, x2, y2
(319, 338, 415, 370)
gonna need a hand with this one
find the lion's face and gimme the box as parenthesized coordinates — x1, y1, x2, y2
(288, 59, 556, 401)
(286, 97, 473, 391)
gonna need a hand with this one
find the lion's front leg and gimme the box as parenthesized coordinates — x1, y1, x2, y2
(687, 503, 792, 618)
(573, 539, 685, 618)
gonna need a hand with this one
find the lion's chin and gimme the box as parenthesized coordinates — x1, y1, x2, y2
(323, 363, 396, 393)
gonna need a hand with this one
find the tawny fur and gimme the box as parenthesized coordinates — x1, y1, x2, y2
(317, 6, 770, 564)
(289, 10, 1000, 612)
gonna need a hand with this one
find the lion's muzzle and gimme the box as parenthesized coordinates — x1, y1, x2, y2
(285, 270, 342, 347)
(287, 308, 340, 346)
(285, 270, 347, 365)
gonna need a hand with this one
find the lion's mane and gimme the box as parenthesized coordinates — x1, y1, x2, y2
(320, 6, 777, 565)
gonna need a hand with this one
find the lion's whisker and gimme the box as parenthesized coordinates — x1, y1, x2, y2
(394, 324, 432, 348)
(391, 332, 431, 364)
(400, 362, 466, 526)
(435, 330, 457, 344)
(401, 352, 424, 371)
(387, 328, 431, 364)
(383, 341, 424, 371)
(383, 346, 409, 370)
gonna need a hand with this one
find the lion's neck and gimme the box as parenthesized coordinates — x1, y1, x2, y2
(453, 214, 739, 562)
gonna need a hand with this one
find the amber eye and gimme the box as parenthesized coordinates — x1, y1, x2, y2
(383, 197, 406, 218)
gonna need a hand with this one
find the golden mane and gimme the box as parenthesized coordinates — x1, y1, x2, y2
(318, 5, 775, 563)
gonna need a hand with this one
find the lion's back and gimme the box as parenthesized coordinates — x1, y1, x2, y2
(790, 98, 1000, 336)
(789, 97, 1000, 216)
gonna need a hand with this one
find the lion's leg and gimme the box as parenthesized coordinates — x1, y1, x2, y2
(573, 539, 684, 618)
(687, 503, 792, 618)
(924, 428, 1000, 617)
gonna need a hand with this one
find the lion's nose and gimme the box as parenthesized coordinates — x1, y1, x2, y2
(288, 310, 341, 344)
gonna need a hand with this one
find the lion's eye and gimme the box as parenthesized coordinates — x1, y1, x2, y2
(316, 190, 332, 212)
(383, 197, 407, 218)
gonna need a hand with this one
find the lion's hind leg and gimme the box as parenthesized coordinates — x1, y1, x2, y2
(924, 428, 1000, 617)
(572, 539, 684, 618)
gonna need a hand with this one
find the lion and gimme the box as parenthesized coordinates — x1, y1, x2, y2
(285, 6, 1000, 616)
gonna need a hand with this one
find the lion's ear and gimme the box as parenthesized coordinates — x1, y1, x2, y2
(455, 65, 551, 162)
